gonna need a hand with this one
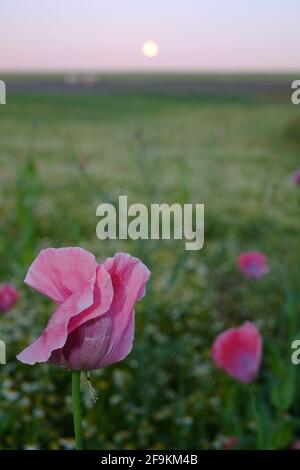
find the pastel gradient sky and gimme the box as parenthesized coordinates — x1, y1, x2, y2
(1, 0, 299, 72)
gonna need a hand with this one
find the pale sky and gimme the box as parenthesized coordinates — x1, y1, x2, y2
(0, 0, 299, 72)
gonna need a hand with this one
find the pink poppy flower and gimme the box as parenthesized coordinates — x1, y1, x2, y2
(0, 284, 18, 313)
(292, 169, 300, 185)
(17, 247, 151, 370)
(212, 321, 262, 384)
(238, 251, 269, 279)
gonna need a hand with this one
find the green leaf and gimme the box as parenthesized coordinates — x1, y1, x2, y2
(271, 421, 294, 449)
(271, 366, 295, 412)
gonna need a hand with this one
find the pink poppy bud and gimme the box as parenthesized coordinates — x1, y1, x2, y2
(238, 251, 269, 279)
(0, 284, 18, 313)
(212, 321, 262, 384)
(292, 169, 300, 185)
(17, 248, 151, 370)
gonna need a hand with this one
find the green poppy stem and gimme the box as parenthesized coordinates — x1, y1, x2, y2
(71, 370, 84, 450)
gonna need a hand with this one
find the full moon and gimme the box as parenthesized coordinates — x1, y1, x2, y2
(142, 41, 159, 58)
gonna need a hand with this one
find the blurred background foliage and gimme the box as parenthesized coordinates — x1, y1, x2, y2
(0, 75, 300, 449)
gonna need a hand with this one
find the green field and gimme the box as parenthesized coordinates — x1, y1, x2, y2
(1, 78, 300, 449)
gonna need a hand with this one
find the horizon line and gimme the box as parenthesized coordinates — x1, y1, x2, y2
(1, 69, 300, 76)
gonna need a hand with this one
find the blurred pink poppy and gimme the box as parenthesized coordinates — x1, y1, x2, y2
(290, 441, 300, 450)
(212, 321, 262, 384)
(292, 169, 300, 185)
(238, 251, 269, 279)
(0, 284, 18, 313)
(17, 247, 151, 370)
(223, 436, 240, 450)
